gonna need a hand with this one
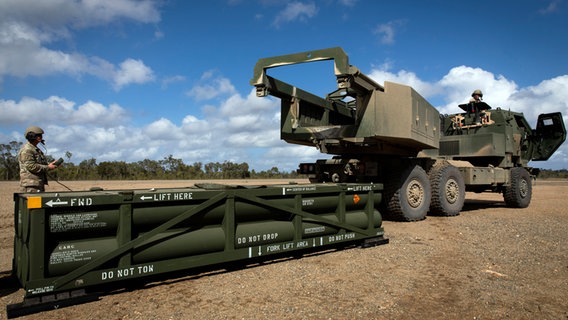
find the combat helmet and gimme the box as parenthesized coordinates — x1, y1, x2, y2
(25, 126, 44, 140)
(471, 89, 483, 98)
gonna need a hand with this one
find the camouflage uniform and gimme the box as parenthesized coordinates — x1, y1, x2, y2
(18, 141, 49, 192)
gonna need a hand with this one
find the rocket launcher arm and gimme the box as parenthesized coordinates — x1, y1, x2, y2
(250, 47, 384, 99)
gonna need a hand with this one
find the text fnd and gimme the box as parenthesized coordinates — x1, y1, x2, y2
(70, 198, 93, 206)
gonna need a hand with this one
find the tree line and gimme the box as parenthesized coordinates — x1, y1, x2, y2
(0, 141, 299, 181)
(3, 141, 568, 181)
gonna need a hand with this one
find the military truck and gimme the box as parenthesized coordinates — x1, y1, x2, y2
(251, 47, 566, 221)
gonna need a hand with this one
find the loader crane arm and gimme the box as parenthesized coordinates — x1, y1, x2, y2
(250, 47, 384, 99)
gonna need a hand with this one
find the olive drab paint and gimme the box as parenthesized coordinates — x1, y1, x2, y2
(252, 47, 566, 221)
(12, 182, 387, 303)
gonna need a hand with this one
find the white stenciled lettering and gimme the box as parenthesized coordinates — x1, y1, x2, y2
(304, 226, 325, 234)
(329, 232, 356, 243)
(349, 185, 373, 192)
(153, 193, 172, 201)
(117, 267, 135, 277)
(173, 192, 193, 200)
(138, 265, 154, 274)
(266, 245, 281, 252)
(243, 233, 279, 244)
(262, 233, 278, 241)
(69, 197, 93, 206)
(302, 199, 315, 206)
(101, 264, 155, 281)
(283, 242, 294, 250)
(285, 186, 317, 193)
(28, 286, 55, 295)
(296, 241, 309, 248)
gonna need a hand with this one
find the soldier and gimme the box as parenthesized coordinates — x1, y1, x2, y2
(18, 126, 60, 192)
(469, 89, 483, 102)
(468, 89, 485, 124)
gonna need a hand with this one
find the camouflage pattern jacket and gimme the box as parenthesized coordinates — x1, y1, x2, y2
(18, 142, 49, 188)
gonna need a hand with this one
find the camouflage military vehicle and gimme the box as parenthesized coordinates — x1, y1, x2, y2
(251, 47, 566, 221)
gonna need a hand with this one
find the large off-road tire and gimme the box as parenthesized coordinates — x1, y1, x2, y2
(503, 167, 532, 208)
(429, 162, 465, 216)
(383, 165, 431, 221)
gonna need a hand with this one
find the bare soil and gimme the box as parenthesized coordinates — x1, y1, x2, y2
(1, 179, 567, 320)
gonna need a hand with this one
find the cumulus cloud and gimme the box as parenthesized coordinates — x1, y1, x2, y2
(369, 65, 442, 98)
(273, 2, 318, 27)
(508, 75, 568, 124)
(8, 82, 288, 168)
(186, 71, 237, 100)
(434, 66, 519, 113)
(0, 0, 160, 34)
(0, 96, 128, 127)
(113, 59, 155, 90)
(368, 64, 522, 115)
(0, 0, 160, 88)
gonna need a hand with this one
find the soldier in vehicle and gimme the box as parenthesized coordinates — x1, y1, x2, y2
(469, 89, 483, 102)
(18, 126, 60, 192)
(468, 89, 487, 124)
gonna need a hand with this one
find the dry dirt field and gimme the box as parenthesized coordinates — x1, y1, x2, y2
(1, 179, 567, 320)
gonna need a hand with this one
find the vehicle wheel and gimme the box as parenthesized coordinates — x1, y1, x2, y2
(331, 172, 342, 183)
(503, 167, 532, 208)
(429, 162, 465, 216)
(383, 165, 431, 221)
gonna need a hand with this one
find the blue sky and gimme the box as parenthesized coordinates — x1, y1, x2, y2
(1, 0, 567, 172)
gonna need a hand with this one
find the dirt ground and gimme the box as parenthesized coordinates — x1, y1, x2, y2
(0, 179, 567, 320)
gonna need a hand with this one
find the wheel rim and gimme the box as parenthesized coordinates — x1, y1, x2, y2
(331, 173, 340, 183)
(406, 179, 425, 208)
(519, 178, 528, 198)
(445, 178, 459, 204)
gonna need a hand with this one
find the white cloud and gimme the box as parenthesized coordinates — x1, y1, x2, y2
(273, 2, 318, 27)
(186, 72, 237, 101)
(145, 118, 184, 141)
(373, 20, 406, 45)
(0, 0, 160, 88)
(436, 66, 518, 113)
(7, 85, 287, 168)
(369, 66, 441, 98)
(508, 75, 568, 126)
(113, 59, 155, 90)
(368, 64, 521, 115)
(0, 96, 128, 126)
(161, 75, 186, 89)
(0, 0, 160, 31)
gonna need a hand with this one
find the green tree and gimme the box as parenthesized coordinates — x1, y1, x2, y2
(161, 155, 188, 178)
(78, 158, 98, 180)
(0, 141, 23, 180)
(137, 159, 164, 179)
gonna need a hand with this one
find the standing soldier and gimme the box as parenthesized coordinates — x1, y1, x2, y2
(18, 126, 59, 192)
